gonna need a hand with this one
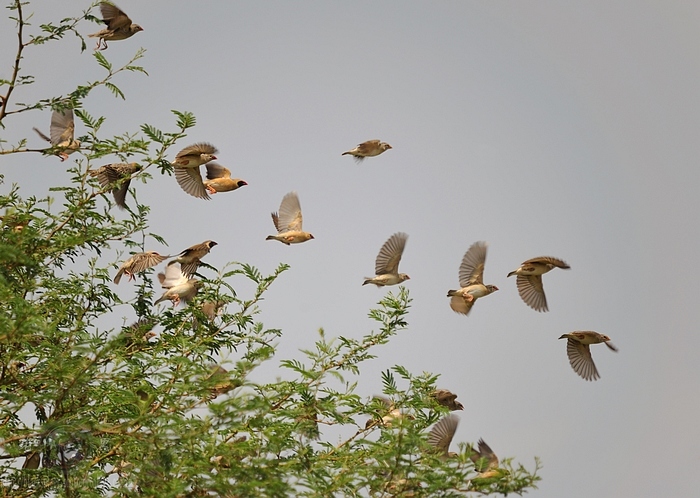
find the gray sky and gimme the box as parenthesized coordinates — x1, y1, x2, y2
(2, 1, 699, 496)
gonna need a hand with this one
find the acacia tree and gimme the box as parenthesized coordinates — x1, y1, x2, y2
(0, 2, 541, 497)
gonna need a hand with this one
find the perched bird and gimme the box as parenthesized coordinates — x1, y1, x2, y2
(89, 162, 141, 209)
(363, 232, 410, 287)
(507, 256, 570, 312)
(169, 240, 218, 277)
(559, 331, 618, 381)
(88, 2, 143, 50)
(266, 192, 314, 245)
(33, 109, 80, 161)
(469, 439, 500, 478)
(427, 414, 459, 459)
(447, 241, 499, 315)
(203, 163, 248, 194)
(342, 139, 392, 161)
(154, 263, 201, 306)
(201, 301, 225, 321)
(172, 143, 219, 200)
(114, 251, 169, 284)
(430, 389, 464, 411)
(365, 396, 411, 429)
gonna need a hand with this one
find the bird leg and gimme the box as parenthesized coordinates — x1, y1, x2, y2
(205, 185, 218, 194)
(171, 295, 181, 306)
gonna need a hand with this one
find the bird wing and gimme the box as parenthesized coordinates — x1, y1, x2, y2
(276, 191, 303, 232)
(175, 167, 210, 200)
(458, 241, 487, 287)
(375, 232, 408, 275)
(450, 293, 474, 315)
(131, 252, 167, 274)
(356, 139, 380, 154)
(205, 162, 231, 180)
(566, 339, 599, 381)
(50, 109, 75, 145)
(175, 142, 218, 160)
(160, 262, 188, 289)
(99, 2, 133, 30)
(428, 414, 459, 456)
(522, 256, 570, 269)
(516, 275, 548, 312)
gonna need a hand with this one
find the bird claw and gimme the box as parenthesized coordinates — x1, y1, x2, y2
(205, 185, 217, 194)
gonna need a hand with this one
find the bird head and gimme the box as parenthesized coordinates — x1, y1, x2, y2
(237, 180, 248, 188)
(207, 241, 218, 248)
(202, 153, 217, 162)
(399, 273, 410, 282)
(131, 24, 144, 33)
(486, 285, 499, 293)
(381, 142, 392, 151)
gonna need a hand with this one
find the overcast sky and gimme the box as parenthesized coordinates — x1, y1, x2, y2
(2, 1, 699, 496)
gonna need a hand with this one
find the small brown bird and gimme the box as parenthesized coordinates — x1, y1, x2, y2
(203, 163, 248, 194)
(201, 301, 225, 321)
(427, 414, 459, 459)
(430, 389, 464, 411)
(365, 396, 411, 429)
(172, 143, 219, 200)
(33, 109, 80, 161)
(266, 192, 314, 245)
(469, 439, 500, 477)
(363, 232, 410, 287)
(447, 241, 499, 315)
(114, 251, 168, 284)
(154, 263, 201, 306)
(89, 162, 141, 209)
(169, 240, 218, 277)
(559, 331, 618, 381)
(342, 139, 392, 161)
(88, 2, 143, 50)
(508, 256, 570, 312)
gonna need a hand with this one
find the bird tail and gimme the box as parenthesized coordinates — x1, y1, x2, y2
(341, 151, 352, 156)
(113, 269, 124, 284)
(33, 127, 50, 143)
(506, 271, 516, 277)
(265, 235, 276, 241)
(447, 290, 458, 297)
(362, 279, 372, 286)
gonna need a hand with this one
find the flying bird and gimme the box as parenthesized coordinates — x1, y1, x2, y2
(172, 143, 219, 200)
(33, 109, 80, 161)
(447, 241, 499, 315)
(469, 439, 501, 478)
(266, 192, 314, 245)
(427, 414, 459, 459)
(89, 162, 141, 209)
(203, 163, 247, 194)
(559, 331, 618, 381)
(88, 2, 143, 50)
(363, 232, 410, 287)
(507, 256, 570, 312)
(430, 389, 464, 411)
(169, 240, 217, 277)
(342, 139, 392, 161)
(114, 251, 169, 284)
(154, 263, 201, 306)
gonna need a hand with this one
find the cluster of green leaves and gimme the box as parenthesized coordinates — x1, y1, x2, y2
(0, 2, 541, 497)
